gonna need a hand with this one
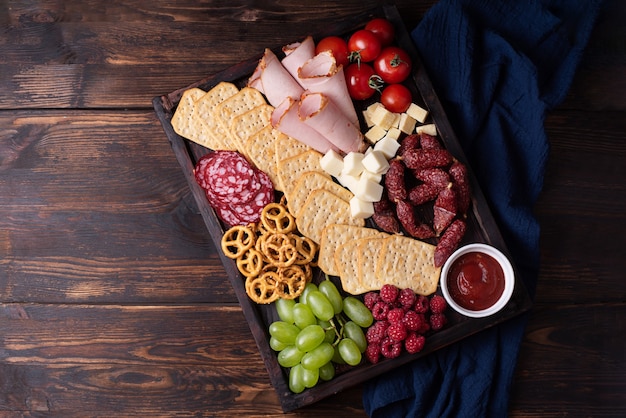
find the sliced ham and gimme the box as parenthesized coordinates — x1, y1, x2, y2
(299, 92, 367, 154)
(281, 36, 316, 80)
(247, 48, 303, 107)
(297, 51, 359, 128)
(271, 97, 339, 154)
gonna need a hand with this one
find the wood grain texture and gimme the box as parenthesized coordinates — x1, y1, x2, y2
(0, 0, 624, 416)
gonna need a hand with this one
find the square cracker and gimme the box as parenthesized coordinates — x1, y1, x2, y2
(193, 81, 239, 150)
(214, 87, 266, 151)
(277, 150, 328, 199)
(375, 235, 441, 296)
(171, 88, 209, 145)
(275, 134, 313, 167)
(334, 239, 363, 295)
(357, 237, 391, 292)
(229, 104, 273, 156)
(288, 171, 353, 216)
(295, 189, 364, 244)
(318, 224, 384, 276)
(244, 125, 283, 191)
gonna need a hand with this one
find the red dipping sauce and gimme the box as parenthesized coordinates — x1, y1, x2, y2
(447, 251, 505, 311)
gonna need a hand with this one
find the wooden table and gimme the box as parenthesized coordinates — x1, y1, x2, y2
(1, 1, 624, 416)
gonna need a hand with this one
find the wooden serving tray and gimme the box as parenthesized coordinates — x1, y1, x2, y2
(153, 4, 532, 412)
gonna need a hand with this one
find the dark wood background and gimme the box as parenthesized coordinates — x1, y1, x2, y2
(1, 1, 624, 416)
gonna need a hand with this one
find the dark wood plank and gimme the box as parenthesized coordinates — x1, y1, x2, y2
(531, 110, 626, 303)
(0, 110, 233, 304)
(510, 303, 626, 417)
(0, 303, 367, 416)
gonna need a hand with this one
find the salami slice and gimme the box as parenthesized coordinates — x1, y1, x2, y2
(214, 203, 244, 228)
(207, 151, 260, 200)
(232, 170, 274, 224)
(193, 152, 219, 191)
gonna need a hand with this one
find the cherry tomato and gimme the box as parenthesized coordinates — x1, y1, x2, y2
(348, 29, 382, 63)
(315, 36, 350, 68)
(381, 84, 412, 113)
(374, 46, 412, 84)
(344, 62, 381, 100)
(365, 18, 395, 47)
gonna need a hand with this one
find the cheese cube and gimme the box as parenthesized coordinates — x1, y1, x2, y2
(366, 102, 383, 114)
(384, 127, 402, 141)
(390, 112, 401, 129)
(374, 135, 401, 159)
(371, 106, 396, 130)
(342, 152, 365, 176)
(416, 123, 438, 136)
(361, 169, 382, 183)
(364, 125, 387, 144)
(362, 150, 390, 175)
(354, 175, 384, 202)
(406, 103, 429, 123)
(398, 113, 417, 134)
(337, 172, 360, 192)
(363, 103, 383, 127)
(350, 196, 375, 219)
(320, 149, 344, 177)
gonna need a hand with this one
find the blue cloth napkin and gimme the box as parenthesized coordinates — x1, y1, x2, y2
(363, 1, 603, 417)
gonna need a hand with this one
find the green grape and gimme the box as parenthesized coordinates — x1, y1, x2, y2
(338, 338, 362, 366)
(318, 279, 343, 315)
(293, 302, 317, 329)
(307, 290, 335, 321)
(295, 324, 325, 352)
(318, 319, 336, 344)
(275, 298, 296, 324)
(300, 283, 318, 305)
(269, 321, 301, 345)
(319, 361, 336, 381)
(289, 364, 305, 394)
(301, 365, 319, 388)
(342, 296, 374, 328)
(270, 336, 289, 352)
(301, 342, 334, 370)
(277, 345, 305, 368)
(332, 344, 346, 365)
(343, 321, 367, 353)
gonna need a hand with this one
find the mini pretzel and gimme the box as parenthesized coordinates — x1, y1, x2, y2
(236, 248, 264, 277)
(293, 235, 318, 265)
(276, 265, 307, 299)
(261, 202, 296, 234)
(221, 225, 255, 259)
(245, 273, 279, 304)
(262, 233, 298, 267)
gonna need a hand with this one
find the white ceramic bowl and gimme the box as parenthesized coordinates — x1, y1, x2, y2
(439, 243, 515, 318)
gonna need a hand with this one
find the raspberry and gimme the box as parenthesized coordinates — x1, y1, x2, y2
(380, 336, 402, 359)
(429, 295, 447, 314)
(380, 284, 399, 304)
(414, 295, 430, 313)
(405, 332, 426, 354)
(386, 322, 408, 342)
(401, 309, 422, 331)
(398, 288, 416, 309)
(387, 307, 405, 324)
(363, 292, 381, 310)
(430, 313, 448, 331)
(366, 320, 389, 344)
(371, 301, 390, 321)
(365, 343, 381, 364)
(417, 313, 431, 334)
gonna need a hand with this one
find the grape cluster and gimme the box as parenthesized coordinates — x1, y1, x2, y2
(268, 279, 373, 393)
(363, 284, 448, 364)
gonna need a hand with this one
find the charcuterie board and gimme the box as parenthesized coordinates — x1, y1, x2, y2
(153, 4, 532, 412)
